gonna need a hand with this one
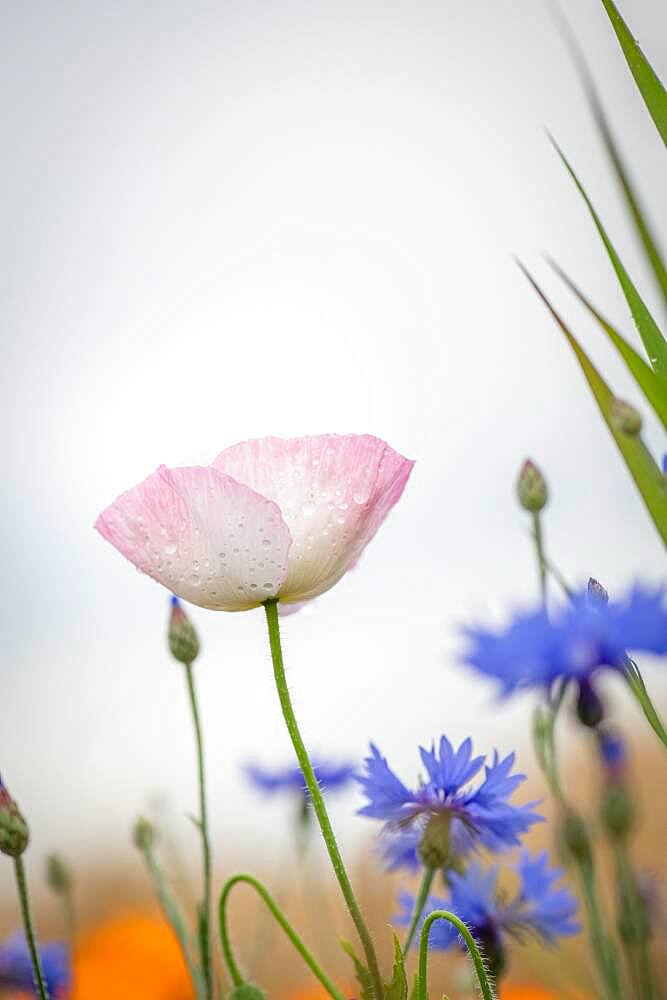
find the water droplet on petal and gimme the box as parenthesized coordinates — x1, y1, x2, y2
(302, 500, 317, 516)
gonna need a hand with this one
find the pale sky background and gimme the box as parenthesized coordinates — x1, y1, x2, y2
(1, 0, 665, 903)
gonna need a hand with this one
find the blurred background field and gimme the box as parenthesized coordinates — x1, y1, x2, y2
(1, 0, 666, 995)
(0, 727, 664, 996)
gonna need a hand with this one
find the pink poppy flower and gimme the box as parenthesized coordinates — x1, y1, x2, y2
(95, 434, 414, 612)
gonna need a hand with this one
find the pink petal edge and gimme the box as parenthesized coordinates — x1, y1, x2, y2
(213, 434, 414, 603)
(95, 464, 292, 611)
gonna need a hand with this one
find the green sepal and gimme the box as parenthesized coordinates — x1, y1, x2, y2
(519, 263, 667, 546)
(340, 939, 374, 1000)
(384, 931, 408, 1000)
(600, 0, 667, 145)
(228, 985, 268, 1000)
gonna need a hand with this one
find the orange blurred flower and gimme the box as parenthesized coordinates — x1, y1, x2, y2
(70, 915, 193, 1000)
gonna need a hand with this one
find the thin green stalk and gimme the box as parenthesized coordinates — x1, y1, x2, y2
(417, 910, 495, 1000)
(403, 867, 435, 956)
(531, 512, 547, 601)
(533, 700, 621, 999)
(184, 660, 213, 998)
(624, 659, 667, 751)
(140, 836, 207, 999)
(263, 600, 384, 1000)
(219, 873, 346, 1000)
(533, 687, 566, 803)
(14, 857, 50, 1000)
(577, 862, 623, 1000)
(612, 842, 657, 1000)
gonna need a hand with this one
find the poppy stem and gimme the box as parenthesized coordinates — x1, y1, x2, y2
(219, 872, 346, 1000)
(183, 660, 213, 999)
(417, 910, 495, 1000)
(402, 866, 435, 955)
(263, 599, 385, 1000)
(14, 857, 50, 1000)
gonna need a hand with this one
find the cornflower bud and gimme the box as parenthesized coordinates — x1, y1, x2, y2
(576, 679, 604, 728)
(598, 729, 634, 840)
(133, 816, 156, 852)
(560, 811, 592, 866)
(0, 779, 29, 858)
(46, 854, 72, 895)
(168, 596, 200, 665)
(611, 398, 642, 436)
(516, 460, 548, 512)
(587, 577, 609, 607)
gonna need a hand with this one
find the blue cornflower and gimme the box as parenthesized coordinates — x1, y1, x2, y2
(0, 933, 69, 997)
(397, 852, 580, 975)
(244, 757, 357, 798)
(461, 583, 667, 697)
(357, 737, 542, 869)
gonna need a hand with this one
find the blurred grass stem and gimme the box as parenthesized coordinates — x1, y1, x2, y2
(183, 661, 213, 998)
(14, 857, 50, 1000)
(138, 833, 207, 999)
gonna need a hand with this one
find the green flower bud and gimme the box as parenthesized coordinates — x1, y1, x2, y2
(46, 854, 72, 894)
(417, 812, 452, 869)
(560, 811, 592, 866)
(228, 985, 268, 1000)
(0, 780, 29, 858)
(168, 597, 200, 665)
(601, 784, 634, 840)
(611, 398, 642, 436)
(133, 816, 156, 852)
(516, 460, 548, 512)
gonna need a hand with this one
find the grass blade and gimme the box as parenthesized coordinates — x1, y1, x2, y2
(518, 262, 667, 546)
(550, 136, 667, 380)
(549, 4, 667, 305)
(600, 0, 667, 145)
(548, 258, 667, 429)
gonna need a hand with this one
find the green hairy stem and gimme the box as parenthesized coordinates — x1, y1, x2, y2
(264, 599, 385, 1000)
(219, 872, 345, 1000)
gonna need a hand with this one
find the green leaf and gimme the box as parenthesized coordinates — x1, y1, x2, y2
(552, 9, 667, 306)
(600, 0, 667, 145)
(550, 136, 667, 380)
(340, 939, 374, 1000)
(384, 931, 408, 1000)
(409, 972, 420, 1000)
(519, 263, 667, 546)
(549, 259, 667, 428)
(228, 985, 268, 1000)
